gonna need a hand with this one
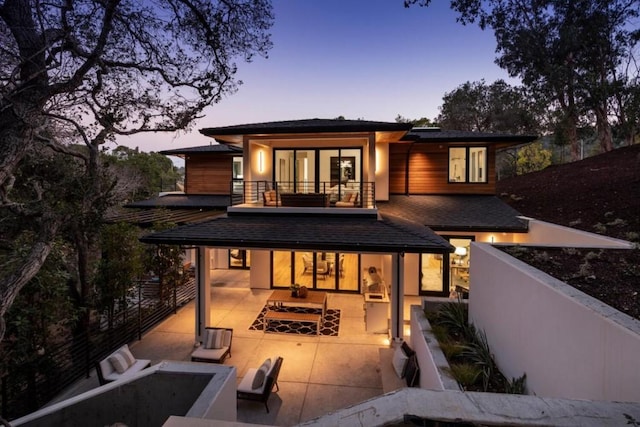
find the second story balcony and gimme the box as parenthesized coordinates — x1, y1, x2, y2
(228, 180, 376, 214)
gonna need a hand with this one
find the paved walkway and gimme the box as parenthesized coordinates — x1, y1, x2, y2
(55, 270, 420, 426)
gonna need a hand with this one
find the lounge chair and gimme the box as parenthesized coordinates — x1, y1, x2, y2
(191, 327, 233, 363)
(237, 356, 283, 413)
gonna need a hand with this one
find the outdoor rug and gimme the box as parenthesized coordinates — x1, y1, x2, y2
(249, 305, 340, 336)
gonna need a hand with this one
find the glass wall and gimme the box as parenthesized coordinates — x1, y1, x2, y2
(420, 253, 447, 294)
(272, 250, 360, 292)
(229, 249, 250, 269)
(274, 149, 316, 193)
(274, 147, 362, 195)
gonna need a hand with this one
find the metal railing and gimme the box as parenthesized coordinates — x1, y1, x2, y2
(230, 181, 376, 209)
(1, 277, 196, 421)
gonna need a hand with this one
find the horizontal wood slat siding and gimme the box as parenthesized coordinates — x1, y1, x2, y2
(186, 155, 233, 194)
(389, 143, 496, 195)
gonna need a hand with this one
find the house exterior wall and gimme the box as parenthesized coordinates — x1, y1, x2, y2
(469, 243, 640, 403)
(388, 143, 496, 195)
(375, 143, 390, 201)
(185, 155, 234, 194)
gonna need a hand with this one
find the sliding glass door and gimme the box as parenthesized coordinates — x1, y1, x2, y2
(271, 250, 360, 292)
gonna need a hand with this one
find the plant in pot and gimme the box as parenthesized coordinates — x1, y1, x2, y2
(290, 283, 301, 297)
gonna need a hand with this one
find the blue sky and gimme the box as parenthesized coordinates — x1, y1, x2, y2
(120, 0, 516, 155)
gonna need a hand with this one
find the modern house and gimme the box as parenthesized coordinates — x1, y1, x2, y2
(138, 118, 539, 343)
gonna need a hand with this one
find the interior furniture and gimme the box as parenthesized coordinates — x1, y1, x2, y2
(190, 327, 233, 363)
(334, 191, 359, 207)
(262, 190, 280, 206)
(266, 289, 327, 319)
(315, 260, 329, 279)
(95, 344, 151, 386)
(280, 192, 329, 207)
(302, 254, 313, 273)
(237, 356, 284, 413)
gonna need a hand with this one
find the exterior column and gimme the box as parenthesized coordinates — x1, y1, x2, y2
(195, 246, 211, 342)
(390, 252, 405, 341)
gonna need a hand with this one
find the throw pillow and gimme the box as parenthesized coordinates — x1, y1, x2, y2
(204, 329, 223, 349)
(392, 346, 409, 379)
(119, 345, 136, 367)
(109, 353, 130, 374)
(252, 358, 271, 389)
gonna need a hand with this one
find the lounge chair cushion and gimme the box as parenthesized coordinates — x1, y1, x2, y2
(109, 353, 130, 374)
(392, 346, 409, 379)
(252, 358, 272, 389)
(205, 328, 224, 349)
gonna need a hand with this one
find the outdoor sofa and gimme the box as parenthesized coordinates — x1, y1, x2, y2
(95, 344, 151, 386)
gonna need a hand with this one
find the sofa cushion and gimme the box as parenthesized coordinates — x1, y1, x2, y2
(392, 346, 409, 379)
(109, 353, 130, 374)
(119, 344, 136, 367)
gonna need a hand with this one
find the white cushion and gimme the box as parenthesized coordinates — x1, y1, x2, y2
(109, 353, 130, 374)
(392, 346, 408, 379)
(119, 345, 136, 366)
(205, 329, 224, 349)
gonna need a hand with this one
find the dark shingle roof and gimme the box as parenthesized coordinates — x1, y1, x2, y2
(139, 213, 453, 254)
(125, 194, 231, 209)
(402, 128, 537, 144)
(200, 118, 413, 137)
(160, 144, 243, 156)
(378, 195, 528, 232)
(106, 208, 224, 227)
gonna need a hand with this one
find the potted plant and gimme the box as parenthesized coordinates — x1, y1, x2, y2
(290, 283, 301, 297)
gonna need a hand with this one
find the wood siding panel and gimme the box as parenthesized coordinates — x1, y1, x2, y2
(185, 155, 234, 194)
(389, 143, 496, 195)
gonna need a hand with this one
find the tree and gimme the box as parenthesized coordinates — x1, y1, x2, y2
(0, 0, 273, 343)
(438, 79, 542, 133)
(516, 142, 552, 175)
(406, 0, 640, 160)
(395, 114, 436, 127)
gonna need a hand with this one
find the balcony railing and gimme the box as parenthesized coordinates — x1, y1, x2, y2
(230, 181, 376, 209)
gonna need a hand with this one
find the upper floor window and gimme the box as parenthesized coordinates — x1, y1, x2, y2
(449, 147, 487, 183)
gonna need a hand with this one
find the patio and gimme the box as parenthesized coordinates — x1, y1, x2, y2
(53, 269, 420, 426)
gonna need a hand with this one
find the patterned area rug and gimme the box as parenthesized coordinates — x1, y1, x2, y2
(249, 305, 340, 336)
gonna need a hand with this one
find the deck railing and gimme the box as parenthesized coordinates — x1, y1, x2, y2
(1, 278, 196, 421)
(230, 181, 376, 209)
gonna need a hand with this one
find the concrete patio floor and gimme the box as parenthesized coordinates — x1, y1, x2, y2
(54, 269, 421, 426)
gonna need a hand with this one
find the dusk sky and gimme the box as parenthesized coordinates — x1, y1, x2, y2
(119, 0, 517, 157)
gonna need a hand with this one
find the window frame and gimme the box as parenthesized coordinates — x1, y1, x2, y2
(448, 146, 488, 184)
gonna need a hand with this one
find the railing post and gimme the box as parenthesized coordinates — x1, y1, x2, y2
(138, 281, 142, 341)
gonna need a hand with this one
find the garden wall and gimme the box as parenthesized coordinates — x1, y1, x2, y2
(514, 217, 634, 248)
(409, 306, 460, 391)
(469, 243, 640, 403)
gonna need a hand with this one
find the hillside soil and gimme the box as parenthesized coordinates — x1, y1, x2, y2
(496, 144, 640, 321)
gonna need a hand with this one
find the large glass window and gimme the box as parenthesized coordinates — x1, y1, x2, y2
(274, 149, 316, 193)
(449, 147, 487, 183)
(272, 250, 360, 292)
(420, 236, 474, 297)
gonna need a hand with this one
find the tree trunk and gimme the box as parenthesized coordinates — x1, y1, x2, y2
(0, 217, 61, 342)
(595, 105, 613, 153)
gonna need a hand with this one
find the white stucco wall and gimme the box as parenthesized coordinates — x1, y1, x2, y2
(249, 250, 271, 289)
(514, 217, 634, 248)
(375, 142, 389, 201)
(469, 243, 640, 402)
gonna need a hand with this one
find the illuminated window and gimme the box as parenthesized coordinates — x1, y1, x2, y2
(448, 147, 487, 183)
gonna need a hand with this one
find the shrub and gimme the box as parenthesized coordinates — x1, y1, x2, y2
(447, 363, 482, 389)
(505, 373, 528, 395)
(462, 328, 496, 392)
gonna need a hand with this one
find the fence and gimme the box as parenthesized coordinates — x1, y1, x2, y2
(1, 277, 196, 421)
